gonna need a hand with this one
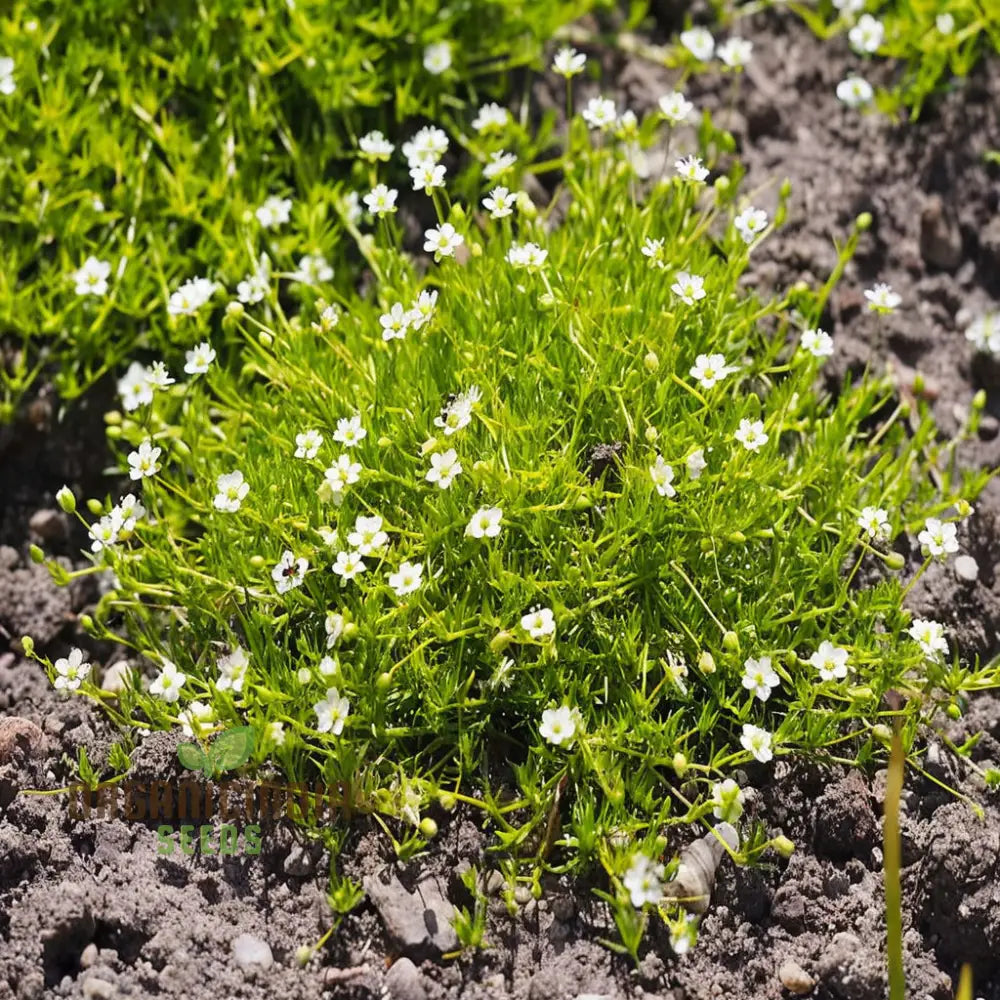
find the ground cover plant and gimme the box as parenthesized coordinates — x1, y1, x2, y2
(22, 39, 1000, 963)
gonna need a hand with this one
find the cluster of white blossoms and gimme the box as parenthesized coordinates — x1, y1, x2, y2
(623, 852, 665, 908)
(0, 56, 15, 96)
(255, 195, 292, 229)
(379, 290, 438, 342)
(965, 313, 1000, 356)
(168, 276, 217, 317)
(676, 27, 753, 67)
(89, 493, 145, 553)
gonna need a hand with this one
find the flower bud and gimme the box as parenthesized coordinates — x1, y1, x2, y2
(700, 537, 714, 552)
(722, 630, 740, 653)
(727, 530, 746, 544)
(56, 486, 76, 513)
(973, 389, 987, 411)
(772, 835, 795, 858)
(20, 635, 34, 656)
(516, 191, 537, 218)
(376, 671, 392, 692)
(946, 702, 961, 720)
(955, 498, 973, 517)
(697, 651, 716, 674)
(881, 551, 906, 571)
(104, 410, 122, 426)
(855, 211, 873, 232)
(644, 350, 659, 371)
(342, 621, 359, 641)
(79, 614, 97, 635)
(226, 301, 245, 319)
(419, 817, 438, 838)
(470, 241, 483, 258)
(295, 945, 313, 967)
(490, 630, 514, 654)
(249, 555, 265, 568)
(871, 723, 892, 744)
(29, 544, 44, 564)
(644, 425, 658, 443)
(779, 178, 792, 200)
(258, 331, 272, 347)
(672, 752, 688, 777)
(438, 791, 457, 811)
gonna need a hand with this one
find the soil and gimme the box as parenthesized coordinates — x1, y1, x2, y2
(3, 7, 1000, 1000)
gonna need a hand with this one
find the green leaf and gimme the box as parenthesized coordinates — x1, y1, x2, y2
(208, 726, 255, 773)
(177, 742, 209, 773)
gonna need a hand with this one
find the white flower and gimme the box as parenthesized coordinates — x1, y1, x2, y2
(690, 353, 737, 390)
(435, 386, 480, 434)
(89, 515, 120, 553)
(426, 448, 462, 489)
(388, 560, 424, 597)
(326, 611, 346, 648)
(402, 126, 449, 166)
(410, 159, 447, 193)
(359, 130, 394, 161)
(272, 550, 308, 594)
(663, 651, 688, 694)
(832, 0, 866, 12)
(650, 455, 676, 497)
(483, 186, 516, 219)
(466, 506, 503, 539)
(323, 454, 362, 493)
(680, 27, 715, 61)
(865, 282, 901, 313)
(295, 429, 323, 460)
(115, 493, 145, 535)
(313, 303, 341, 332)
(810, 641, 850, 682)
(670, 914, 699, 956)
(742, 655, 780, 701)
(0, 56, 15, 96)
(347, 514, 388, 555)
(409, 289, 438, 331)
(658, 91, 694, 124)
(314, 687, 350, 735)
(965, 313, 1000, 354)
(849, 14, 884, 53)
(72, 256, 112, 297)
(552, 46, 586, 77)
(118, 362, 154, 411)
(711, 778, 745, 823)
(237, 255, 271, 304)
(740, 723, 774, 763)
(675, 155, 709, 183)
(472, 102, 509, 132)
(266, 720, 286, 746)
(184, 341, 216, 375)
(53, 648, 92, 691)
(332, 550, 366, 582)
(801, 328, 834, 358)
(292, 254, 333, 286)
(908, 618, 949, 660)
(216, 646, 249, 693)
(540, 705, 578, 747)
(671, 271, 706, 304)
(423, 40, 452, 75)
(836, 75, 874, 107)
(363, 184, 398, 216)
(918, 517, 959, 559)
(127, 440, 161, 480)
(857, 505, 891, 540)
(168, 276, 216, 316)
(734, 206, 768, 244)
(641, 237, 666, 269)
(213, 470, 249, 513)
(687, 448, 707, 480)
(380, 302, 413, 342)
(521, 606, 555, 639)
(734, 418, 768, 452)
(623, 854, 665, 908)
(424, 223, 464, 260)
(718, 36, 752, 67)
(483, 150, 517, 180)
(333, 415, 367, 448)
(506, 242, 548, 269)
(179, 701, 215, 738)
(582, 96, 617, 131)
(255, 195, 292, 228)
(319, 654, 339, 676)
(150, 660, 187, 703)
(144, 361, 174, 390)
(936, 13, 955, 34)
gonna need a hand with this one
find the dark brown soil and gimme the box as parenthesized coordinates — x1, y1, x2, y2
(3, 8, 1000, 999)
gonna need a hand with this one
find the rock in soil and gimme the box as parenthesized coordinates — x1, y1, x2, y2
(364, 869, 459, 959)
(0, 717, 46, 766)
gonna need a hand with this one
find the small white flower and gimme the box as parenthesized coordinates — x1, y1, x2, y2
(272, 550, 308, 594)
(313, 303, 341, 332)
(918, 517, 959, 559)
(255, 195, 292, 229)
(472, 102, 509, 133)
(552, 46, 586, 78)
(506, 242, 548, 269)
(423, 40, 452, 75)
(671, 271, 706, 304)
(168, 276, 217, 316)
(718, 36, 752, 67)
(216, 646, 249, 693)
(0, 56, 16, 96)
(332, 549, 367, 582)
(865, 282, 901, 313)
(53, 648, 92, 691)
(380, 302, 413, 342)
(690, 353, 737, 390)
(323, 454, 362, 493)
(410, 159, 447, 193)
(670, 914, 700, 956)
(213, 470, 249, 513)
(675, 155, 709, 183)
(710, 778, 745, 823)
(849, 14, 884, 53)
(857, 505, 891, 540)
(363, 184, 398, 216)
(801, 328, 834, 358)
(810, 640, 850, 682)
(965, 313, 1000, 354)
(402, 126, 448, 166)
(641, 237, 666, 269)
(540, 705, 578, 747)
(115, 493, 145, 535)
(347, 514, 388, 555)
(325, 611, 346, 648)
(582, 96, 617, 131)
(314, 687, 350, 735)
(409, 289, 438, 331)
(658, 91, 694, 125)
(149, 660, 187, 703)
(483, 186, 516, 219)
(426, 448, 462, 489)
(333, 415, 367, 448)
(89, 515, 120, 553)
(118, 362, 154, 411)
(936, 13, 955, 34)
(435, 387, 480, 434)
(650, 455, 676, 497)
(521, 606, 555, 639)
(623, 854, 665, 908)
(72, 256, 112, 297)
(734, 418, 768, 452)
(836, 75, 874, 107)
(179, 701, 215, 738)
(144, 361, 174, 390)
(388, 560, 424, 597)
(907, 618, 949, 660)
(292, 254, 333, 286)
(127, 440, 162, 480)
(742, 655, 780, 701)
(832, 0, 866, 12)
(295, 429, 323, 460)
(319, 655, 339, 676)
(483, 150, 517, 180)
(680, 27, 715, 62)
(740, 723, 774, 763)
(424, 223, 464, 260)
(687, 448, 707, 480)
(466, 506, 503, 539)
(734, 206, 768, 244)
(184, 341, 216, 375)
(237, 255, 271, 304)
(663, 651, 688, 694)
(266, 721, 286, 746)
(359, 130, 394, 161)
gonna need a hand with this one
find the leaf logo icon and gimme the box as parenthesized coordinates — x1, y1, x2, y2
(177, 726, 255, 777)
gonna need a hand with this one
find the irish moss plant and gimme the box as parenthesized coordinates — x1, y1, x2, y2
(25, 49, 999, 958)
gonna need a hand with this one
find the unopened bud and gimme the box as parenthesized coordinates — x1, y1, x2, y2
(419, 817, 438, 838)
(644, 351, 659, 371)
(722, 630, 740, 653)
(56, 486, 76, 513)
(855, 211, 873, 232)
(772, 835, 795, 858)
(672, 752, 688, 777)
(29, 544, 44, 564)
(697, 651, 716, 674)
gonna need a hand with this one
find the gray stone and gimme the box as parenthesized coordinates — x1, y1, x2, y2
(232, 933, 273, 973)
(283, 844, 317, 876)
(364, 869, 458, 959)
(82, 977, 115, 999)
(778, 959, 815, 995)
(384, 957, 427, 1000)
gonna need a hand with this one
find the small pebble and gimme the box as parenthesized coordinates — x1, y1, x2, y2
(100, 662, 134, 694)
(384, 956, 426, 1000)
(82, 979, 115, 1000)
(232, 933, 273, 973)
(954, 554, 979, 582)
(0, 717, 47, 766)
(778, 958, 815, 995)
(29, 508, 67, 543)
(80, 943, 99, 969)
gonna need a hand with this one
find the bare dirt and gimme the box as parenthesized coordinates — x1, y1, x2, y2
(2, 7, 1000, 999)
